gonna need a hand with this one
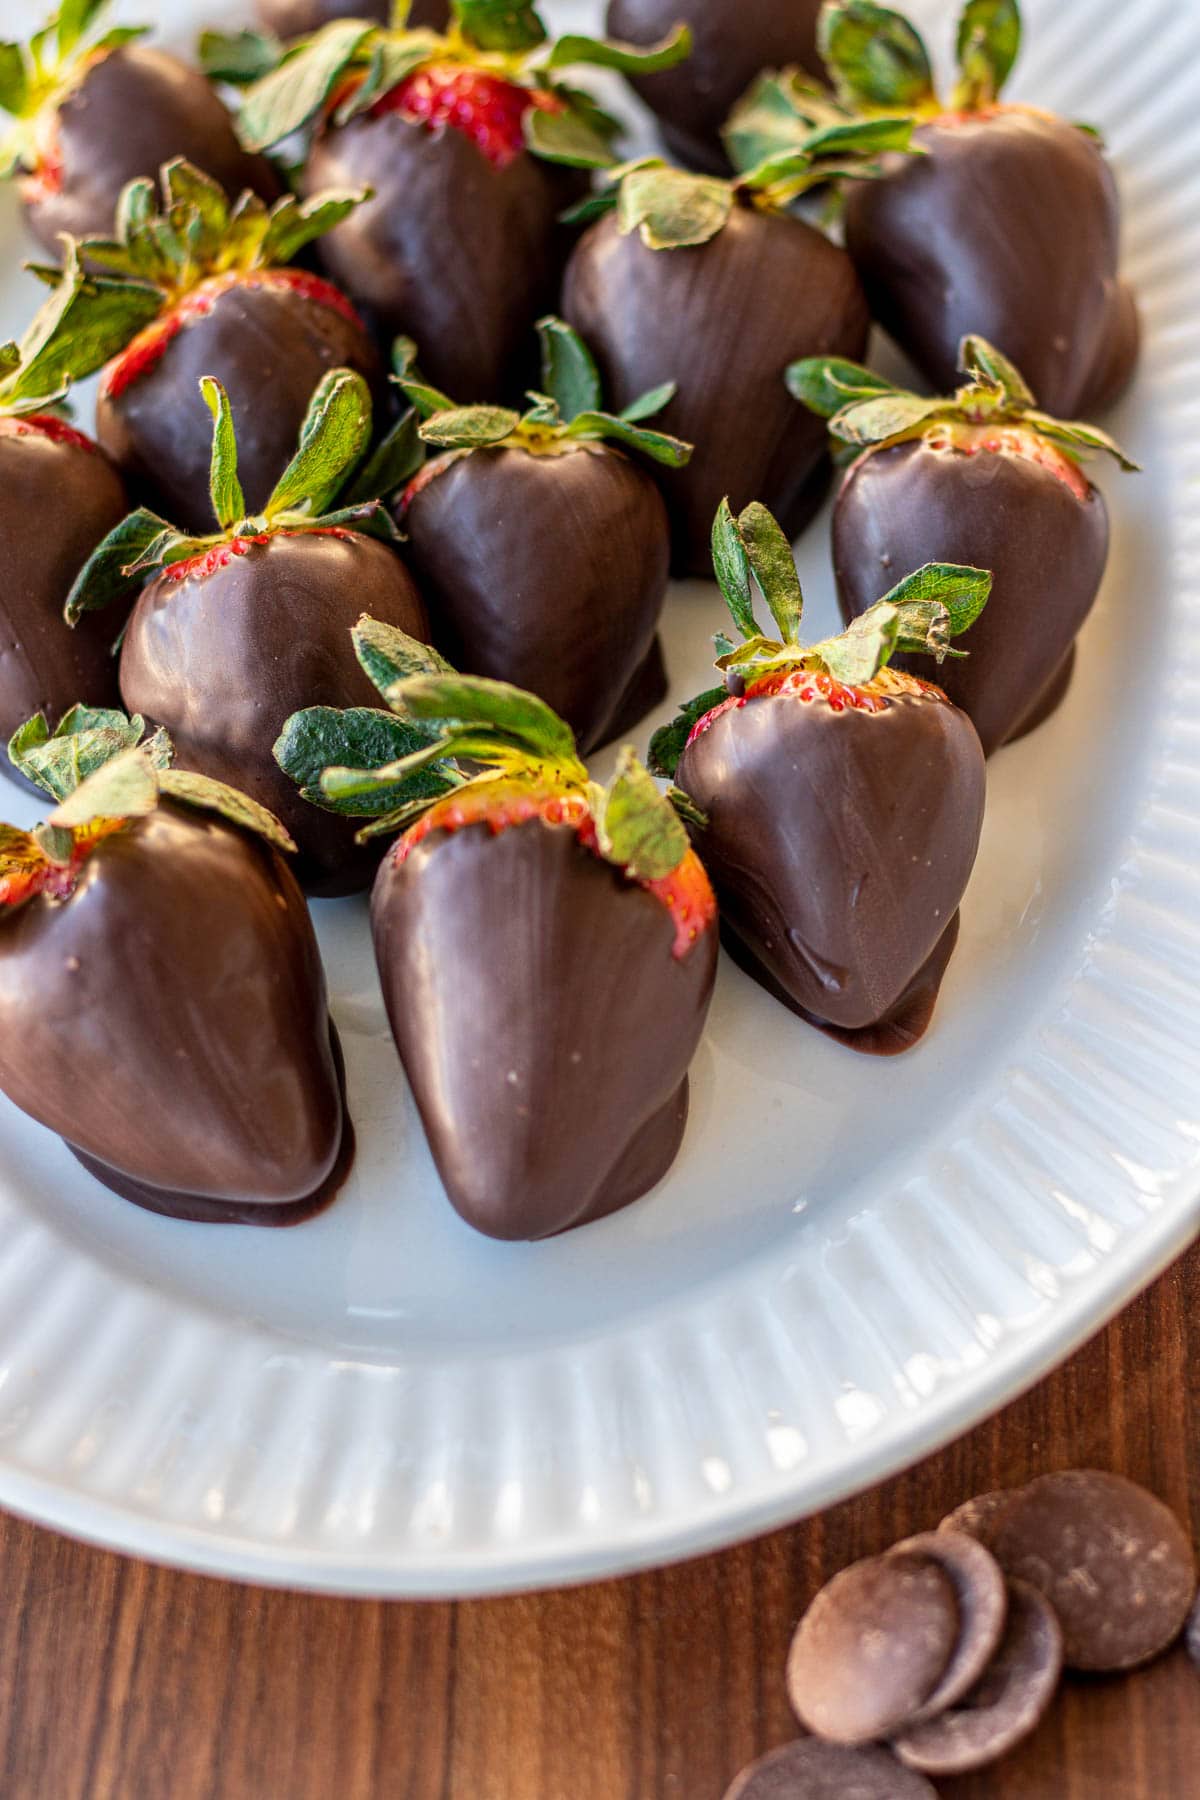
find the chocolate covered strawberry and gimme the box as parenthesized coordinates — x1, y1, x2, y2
(230, 1, 690, 397)
(0, 712, 350, 1223)
(394, 315, 690, 751)
(49, 158, 379, 534)
(0, 0, 276, 255)
(813, 0, 1139, 416)
(606, 0, 825, 173)
(652, 499, 989, 1052)
(277, 620, 717, 1239)
(561, 117, 916, 575)
(65, 367, 431, 895)
(0, 249, 142, 788)
(789, 335, 1137, 754)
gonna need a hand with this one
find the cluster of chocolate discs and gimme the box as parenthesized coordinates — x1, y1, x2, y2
(724, 1470, 1199, 1798)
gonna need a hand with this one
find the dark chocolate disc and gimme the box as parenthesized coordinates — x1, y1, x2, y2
(723, 1739, 937, 1800)
(988, 1470, 1196, 1671)
(892, 1579, 1064, 1777)
(786, 1554, 959, 1745)
(1187, 1592, 1200, 1670)
(939, 1490, 1016, 1548)
(889, 1530, 1008, 1722)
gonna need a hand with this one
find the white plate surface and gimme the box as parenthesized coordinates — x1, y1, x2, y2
(0, 0, 1197, 1596)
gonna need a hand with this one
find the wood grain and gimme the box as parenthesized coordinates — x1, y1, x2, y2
(1, 1244, 1196, 1800)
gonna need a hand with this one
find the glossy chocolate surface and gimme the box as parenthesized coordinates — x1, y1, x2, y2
(371, 818, 717, 1240)
(0, 803, 349, 1218)
(24, 46, 277, 255)
(843, 108, 1139, 418)
(563, 207, 869, 575)
(676, 682, 986, 1042)
(0, 424, 128, 790)
(118, 532, 430, 895)
(95, 279, 380, 537)
(303, 114, 580, 400)
(401, 443, 670, 753)
(833, 437, 1109, 756)
(258, 0, 448, 31)
(606, 0, 825, 173)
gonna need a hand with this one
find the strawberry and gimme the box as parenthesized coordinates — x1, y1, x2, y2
(651, 500, 990, 1053)
(393, 316, 692, 752)
(277, 623, 718, 1239)
(789, 336, 1137, 755)
(64, 367, 433, 896)
(0, 0, 277, 256)
(229, 1, 691, 398)
(0, 250, 142, 788)
(560, 117, 918, 575)
(813, 0, 1139, 416)
(605, 0, 825, 172)
(0, 715, 351, 1223)
(46, 159, 381, 536)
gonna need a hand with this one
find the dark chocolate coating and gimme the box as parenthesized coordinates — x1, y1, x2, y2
(371, 818, 717, 1240)
(257, 0, 448, 32)
(676, 683, 986, 1037)
(606, 0, 825, 174)
(96, 279, 380, 537)
(23, 46, 278, 256)
(401, 443, 670, 753)
(843, 108, 1139, 418)
(562, 207, 869, 575)
(0, 803, 348, 1218)
(833, 437, 1110, 756)
(302, 114, 579, 400)
(0, 426, 128, 792)
(117, 532, 430, 896)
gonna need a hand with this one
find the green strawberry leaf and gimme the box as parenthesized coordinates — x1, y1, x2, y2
(201, 377, 245, 530)
(418, 405, 520, 449)
(954, 0, 1021, 108)
(64, 508, 176, 623)
(882, 560, 993, 644)
(386, 672, 580, 766)
(723, 500, 804, 644)
(711, 498, 759, 640)
(721, 68, 835, 174)
(617, 163, 733, 250)
(198, 27, 284, 85)
(1021, 411, 1141, 472)
(352, 615, 454, 697)
(619, 381, 675, 423)
(785, 355, 902, 419)
(540, 25, 691, 75)
(8, 706, 148, 801)
(273, 704, 453, 817)
(158, 769, 295, 851)
(818, 1, 936, 112)
(591, 746, 688, 882)
(332, 36, 441, 123)
(400, 376, 457, 418)
(827, 392, 948, 445)
(807, 602, 903, 685)
(265, 367, 374, 518)
(0, 249, 160, 413)
(452, 0, 547, 52)
(561, 409, 692, 466)
(958, 333, 1035, 408)
(536, 314, 602, 422)
(57, 0, 110, 56)
(524, 101, 616, 169)
(341, 407, 426, 504)
(237, 20, 377, 151)
(261, 189, 369, 267)
(0, 44, 29, 119)
(49, 744, 161, 829)
(648, 685, 728, 778)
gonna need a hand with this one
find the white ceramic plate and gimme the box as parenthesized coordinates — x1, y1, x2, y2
(0, 0, 1197, 1597)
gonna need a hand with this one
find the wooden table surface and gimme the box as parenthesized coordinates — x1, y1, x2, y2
(1, 1243, 1196, 1800)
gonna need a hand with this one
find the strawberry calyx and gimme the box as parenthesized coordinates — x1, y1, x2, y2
(1, 706, 295, 916)
(102, 268, 363, 401)
(66, 366, 401, 627)
(650, 497, 990, 780)
(787, 334, 1138, 484)
(0, 5, 150, 191)
(233, 8, 692, 172)
(276, 618, 715, 960)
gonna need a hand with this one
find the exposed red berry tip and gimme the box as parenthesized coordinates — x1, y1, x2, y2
(0, 413, 98, 454)
(163, 526, 357, 584)
(686, 666, 944, 749)
(922, 418, 1092, 501)
(371, 62, 563, 169)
